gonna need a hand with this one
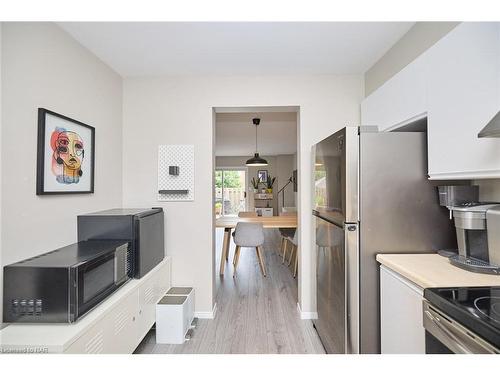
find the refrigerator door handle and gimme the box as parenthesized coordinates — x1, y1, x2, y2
(345, 222, 360, 354)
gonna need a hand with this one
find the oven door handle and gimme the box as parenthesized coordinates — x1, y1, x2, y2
(424, 310, 473, 354)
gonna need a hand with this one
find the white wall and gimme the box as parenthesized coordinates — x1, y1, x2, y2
(122, 75, 363, 315)
(1, 23, 123, 320)
(365, 22, 459, 96)
(275, 154, 296, 211)
(215, 112, 297, 156)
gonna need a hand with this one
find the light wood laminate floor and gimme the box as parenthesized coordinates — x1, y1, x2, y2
(134, 228, 325, 354)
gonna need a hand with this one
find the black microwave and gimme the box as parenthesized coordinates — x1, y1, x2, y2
(3, 240, 130, 323)
(77, 208, 165, 278)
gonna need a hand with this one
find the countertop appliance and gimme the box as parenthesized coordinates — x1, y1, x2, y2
(78, 208, 165, 278)
(423, 287, 500, 353)
(438, 185, 479, 216)
(312, 126, 456, 354)
(449, 203, 500, 274)
(3, 240, 129, 323)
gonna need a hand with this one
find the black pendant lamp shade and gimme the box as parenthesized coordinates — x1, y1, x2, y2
(246, 118, 268, 166)
(246, 153, 268, 166)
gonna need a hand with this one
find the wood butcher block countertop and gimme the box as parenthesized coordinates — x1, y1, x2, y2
(376, 253, 500, 289)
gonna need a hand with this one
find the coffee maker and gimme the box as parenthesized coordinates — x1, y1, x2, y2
(438, 185, 500, 274)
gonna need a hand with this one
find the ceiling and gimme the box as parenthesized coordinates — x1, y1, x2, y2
(58, 22, 414, 77)
(216, 112, 297, 157)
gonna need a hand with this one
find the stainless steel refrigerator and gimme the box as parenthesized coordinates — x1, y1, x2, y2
(312, 126, 456, 354)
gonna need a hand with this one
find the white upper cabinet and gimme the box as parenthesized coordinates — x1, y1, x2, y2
(361, 53, 428, 131)
(426, 23, 500, 179)
(361, 22, 500, 180)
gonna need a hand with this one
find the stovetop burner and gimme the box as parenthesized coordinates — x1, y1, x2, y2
(474, 296, 500, 325)
(424, 286, 500, 348)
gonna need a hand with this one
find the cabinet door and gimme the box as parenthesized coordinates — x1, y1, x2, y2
(103, 290, 139, 353)
(64, 320, 107, 354)
(64, 291, 139, 354)
(380, 266, 425, 354)
(361, 55, 428, 131)
(427, 23, 500, 179)
(137, 259, 171, 341)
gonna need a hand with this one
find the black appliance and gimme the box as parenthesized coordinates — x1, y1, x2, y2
(77, 208, 165, 278)
(3, 240, 129, 323)
(423, 287, 500, 354)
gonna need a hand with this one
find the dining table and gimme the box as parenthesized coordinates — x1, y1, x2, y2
(215, 215, 298, 275)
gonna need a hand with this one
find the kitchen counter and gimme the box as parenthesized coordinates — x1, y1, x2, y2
(376, 253, 500, 289)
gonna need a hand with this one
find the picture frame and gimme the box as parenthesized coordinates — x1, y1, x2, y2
(257, 169, 268, 183)
(36, 108, 95, 195)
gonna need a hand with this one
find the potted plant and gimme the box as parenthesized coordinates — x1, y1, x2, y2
(214, 201, 222, 215)
(250, 177, 260, 193)
(266, 175, 276, 193)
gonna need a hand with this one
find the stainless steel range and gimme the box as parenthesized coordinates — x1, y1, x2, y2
(424, 287, 500, 354)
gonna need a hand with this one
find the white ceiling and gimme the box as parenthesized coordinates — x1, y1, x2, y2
(58, 22, 414, 77)
(216, 112, 297, 157)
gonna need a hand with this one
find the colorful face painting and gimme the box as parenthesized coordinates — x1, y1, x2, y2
(50, 127, 85, 184)
(37, 109, 94, 195)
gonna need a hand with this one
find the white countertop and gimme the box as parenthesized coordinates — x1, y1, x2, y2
(376, 253, 500, 289)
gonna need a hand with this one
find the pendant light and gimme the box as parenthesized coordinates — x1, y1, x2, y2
(246, 118, 268, 166)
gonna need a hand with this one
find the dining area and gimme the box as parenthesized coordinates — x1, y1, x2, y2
(215, 212, 299, 279)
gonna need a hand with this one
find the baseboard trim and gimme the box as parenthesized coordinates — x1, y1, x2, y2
(194, 302, 217, 319)
(297, 302, 318, 320)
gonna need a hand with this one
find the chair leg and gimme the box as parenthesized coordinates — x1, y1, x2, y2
(288, 244, 295, 266)
(282, 239, 288, 264)
(233, 245, 240, 266)
(256, 246, 267, 277)
(293, 246, 299, 278)
(233, 246, 241, 278)
(279, 237, 285, 256)
(226, 228, 231, 261)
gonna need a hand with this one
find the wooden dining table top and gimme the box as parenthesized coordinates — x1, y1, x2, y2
(215, 215, 298, 229)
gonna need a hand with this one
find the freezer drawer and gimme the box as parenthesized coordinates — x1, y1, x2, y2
(314, 216, 346, 353)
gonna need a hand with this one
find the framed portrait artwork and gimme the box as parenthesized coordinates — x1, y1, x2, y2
(257, 169, 268, 183)
(36, 108, 95, 195)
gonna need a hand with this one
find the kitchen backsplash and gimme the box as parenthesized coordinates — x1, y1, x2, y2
(476, 179, 500, 202)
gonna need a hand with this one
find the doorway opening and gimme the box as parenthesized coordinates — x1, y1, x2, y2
(208, 106, 317, 353)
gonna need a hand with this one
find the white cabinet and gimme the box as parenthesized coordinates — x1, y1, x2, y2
(64, 318, 108, 354)
(65, 290, 139, 354)
(361, 54, 428, 131)
(1, 257, 172, 354)
(380, 265, 425, 354)
(426, 23, 500, 179)
(361, 22, 500, 179)
(105, 290, 141, 353)
(137, 260, 171, 340)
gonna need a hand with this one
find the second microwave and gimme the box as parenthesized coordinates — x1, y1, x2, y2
(77, 208, 165, 278)
(3, 240, 130, 323)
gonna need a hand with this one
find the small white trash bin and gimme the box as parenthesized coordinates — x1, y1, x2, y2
(166, 287, 195, 329)
(155, 295, 189, 344)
